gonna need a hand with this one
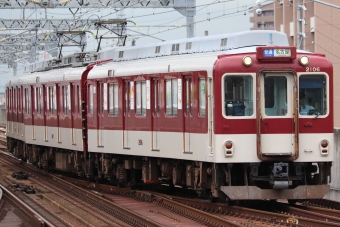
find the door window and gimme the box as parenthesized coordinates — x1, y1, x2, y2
(264, 76, 287, 116)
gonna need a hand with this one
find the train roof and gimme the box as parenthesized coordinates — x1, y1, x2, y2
(7, 30, 298, 87)
(97, 30, 289, 62)
(89, 30, 290, 79)
(6, 66, 87, 87)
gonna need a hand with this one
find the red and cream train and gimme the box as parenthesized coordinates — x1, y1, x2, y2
(6, 30, 333, 200)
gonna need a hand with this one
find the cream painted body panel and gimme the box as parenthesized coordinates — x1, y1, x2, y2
(87, 129, 211, 161)
(299, 133, 333, 162)
(7, 120, 332, 163)
(6, 121, 25, 142)
(87, 129, 333, 163)
(8, 123, 84, 151)
(261, 134, 295, 155)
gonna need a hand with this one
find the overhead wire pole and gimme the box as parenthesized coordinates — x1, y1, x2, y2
(0, 0, 196, 38)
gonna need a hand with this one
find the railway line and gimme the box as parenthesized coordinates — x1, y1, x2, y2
(0, 146, 339, 225)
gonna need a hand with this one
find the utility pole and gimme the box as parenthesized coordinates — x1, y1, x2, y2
(297, 0, 305, 50)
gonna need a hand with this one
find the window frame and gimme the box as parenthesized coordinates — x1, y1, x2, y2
(165, 78, 178, 116)
(135, 80, 147, 116)
(298, 73, 329, 118)
(222, 74, 255, 118)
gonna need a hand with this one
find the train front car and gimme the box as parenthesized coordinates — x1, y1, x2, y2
(214, 42, 333, 200)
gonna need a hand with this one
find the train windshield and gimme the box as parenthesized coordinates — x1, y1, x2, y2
(299, 75, 327, 116)
(223, 75, 253, 116)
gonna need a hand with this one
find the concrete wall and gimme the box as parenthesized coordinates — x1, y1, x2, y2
(325, 128, 340, 201)
(0, 106, 6, 127)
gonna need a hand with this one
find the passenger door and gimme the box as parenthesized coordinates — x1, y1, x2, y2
(257, 71, 298, 159)
(96, 82, 104, 147)
(183, 74, 193, 152)
(123, 80, 131, 148)
(43, 85, 47, 141)
(151, 77, 160, 150)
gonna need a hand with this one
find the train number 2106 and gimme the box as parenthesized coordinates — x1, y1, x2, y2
(306, 67, 320, 72)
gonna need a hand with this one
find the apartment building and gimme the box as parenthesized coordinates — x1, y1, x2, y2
(250, 0, 340, 127)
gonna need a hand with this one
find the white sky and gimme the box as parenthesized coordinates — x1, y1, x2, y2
(0, 0, 259, 90)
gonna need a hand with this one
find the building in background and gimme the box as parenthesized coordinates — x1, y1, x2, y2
(250, 0, 340, 127)
(250, 2, 274, 30)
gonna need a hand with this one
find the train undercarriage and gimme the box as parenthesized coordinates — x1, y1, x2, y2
(8, 138, 332, 201)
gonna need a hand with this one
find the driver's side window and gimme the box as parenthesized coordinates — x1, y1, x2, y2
(299, 75, 327, 116)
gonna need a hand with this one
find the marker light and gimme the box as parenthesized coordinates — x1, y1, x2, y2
(320, 139, 328, 148)
(243, 56, 252, 66)
(224, 140, 234, 157)
(299, 56, 309, 66)
(225, 141, 233, 149)
(320, 139, 329, 155)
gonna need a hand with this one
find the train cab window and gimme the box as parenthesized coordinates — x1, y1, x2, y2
(299, 75, 327, 116)
(109, 83, 118, 116)
(165, 79, 178, 116)
(89, 84, 94, 115)
(136, 81, 147, 116)
(25, 88, 30, 114)
(264, 76, 287, 116)
(223, 75, 253, 116)
(199, 78, 206, 117)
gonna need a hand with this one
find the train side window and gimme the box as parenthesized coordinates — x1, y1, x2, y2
(299, 75, 327, 116)
(63, 85, 70, 115)
(14, 88, 17, 113)
(99, 83, 104, 115)
(46, 87, 49, 112)
(184, 77, 193, 116)
(165, 79, 178, 116)
(36, 87, 42, 114)
(49, 86, 56, 115)
(89, 84, 93, 115)
(109, 83, 118, 116)
(9, 88, 13, 111)
(78, 85, 81, 115)
(25, 88, 30, 114)
(136, 81, 147, 116)
(223, 75, 253, 117)
(18, 88, 21, 113)
(199, 78, 206, 117)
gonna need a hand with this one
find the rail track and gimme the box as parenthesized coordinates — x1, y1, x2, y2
(0, 185, 62, 227)
(0, 152, 244, 226)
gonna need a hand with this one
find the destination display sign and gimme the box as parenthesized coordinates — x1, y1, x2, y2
(263, 48, 291, 57)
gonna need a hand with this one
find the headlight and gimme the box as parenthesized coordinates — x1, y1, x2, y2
(243, 56, 252, 67)
(299, 56, 309, 66)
